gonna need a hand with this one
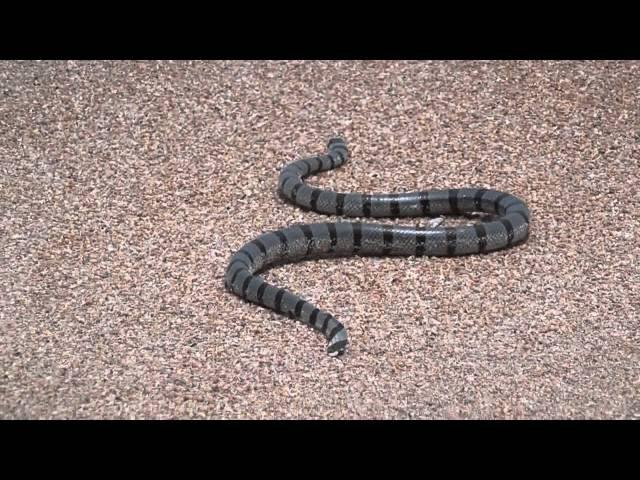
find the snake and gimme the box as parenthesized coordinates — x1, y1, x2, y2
(224, 138, 531, 356)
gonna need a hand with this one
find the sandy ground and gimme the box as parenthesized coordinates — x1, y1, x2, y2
(1, 60, 638, 419)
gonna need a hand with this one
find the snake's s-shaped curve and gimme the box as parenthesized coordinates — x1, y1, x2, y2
(224, 138, 531, 356)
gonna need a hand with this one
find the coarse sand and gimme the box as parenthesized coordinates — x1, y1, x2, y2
(1, 60, 638, 418)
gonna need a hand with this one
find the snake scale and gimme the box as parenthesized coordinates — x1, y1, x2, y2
(224, 138, 531, 356)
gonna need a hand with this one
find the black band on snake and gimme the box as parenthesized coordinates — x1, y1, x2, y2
(224, 138, 531, 356)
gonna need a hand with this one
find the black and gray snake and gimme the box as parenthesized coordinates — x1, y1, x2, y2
(224, 138, 531, 356)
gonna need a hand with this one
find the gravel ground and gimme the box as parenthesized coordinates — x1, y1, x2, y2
(1, 60, 638, 419)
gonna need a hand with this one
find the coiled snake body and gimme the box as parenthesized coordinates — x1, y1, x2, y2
(224, 138, 530, 356)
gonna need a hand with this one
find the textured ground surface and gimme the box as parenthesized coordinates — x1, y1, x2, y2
(1, 61, 639, 419)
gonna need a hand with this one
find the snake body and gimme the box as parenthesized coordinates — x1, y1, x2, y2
(224, 138, 531, 356)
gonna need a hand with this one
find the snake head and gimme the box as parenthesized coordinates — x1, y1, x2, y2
(327, 137, 349, 164)
(327, 137, 348, 151)
(327, 328, 349, 357)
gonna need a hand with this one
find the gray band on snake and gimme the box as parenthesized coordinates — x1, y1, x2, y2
(224, 138, 531, 356)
